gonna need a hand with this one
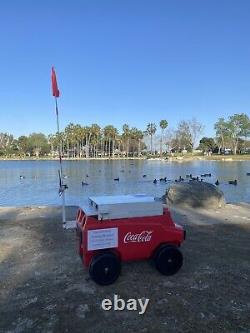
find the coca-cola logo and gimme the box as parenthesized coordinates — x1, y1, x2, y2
(123, 231, 153, 243)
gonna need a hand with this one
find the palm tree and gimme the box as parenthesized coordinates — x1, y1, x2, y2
(159, 120, 168, 157)
(103, 126, 111, 157)
(116, 135, 122, 157)
(74, 124, 83, 158)
(136, 130, 144, 157)
(130, 127, 143, 157)
(146, 123, 157, 154)
(90, 124, 101, 157)
(110, 126, 118, 158)
(122, 124, 130, 157)
(78, 126, 86, 157)
(100, 128, 105, 157)
(83, 126, 92, 158)
(64, 123, 76, 157)
(103, 125, 118, 158)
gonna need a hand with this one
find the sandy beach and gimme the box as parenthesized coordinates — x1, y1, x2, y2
(0, 204, 250, 333)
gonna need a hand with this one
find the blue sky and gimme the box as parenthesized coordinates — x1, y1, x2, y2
(0, 0, 250, 138)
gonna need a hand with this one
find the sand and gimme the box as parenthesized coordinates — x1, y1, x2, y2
(0, 204, 250, 333)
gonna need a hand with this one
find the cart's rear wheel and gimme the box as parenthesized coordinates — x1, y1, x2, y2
(154, 245, 183, 275)
(89, 252, 121, 285)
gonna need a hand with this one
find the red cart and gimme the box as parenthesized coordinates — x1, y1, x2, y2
(76, 194, 185, 285)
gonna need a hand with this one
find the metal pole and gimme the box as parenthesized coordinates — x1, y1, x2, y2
(55, 97, 66, 224)
(61, 190, 66, 224)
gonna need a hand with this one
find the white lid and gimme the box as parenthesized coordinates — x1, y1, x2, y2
(88, 194, 155, 206)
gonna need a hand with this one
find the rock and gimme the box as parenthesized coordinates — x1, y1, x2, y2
(166, 182, 225, 208)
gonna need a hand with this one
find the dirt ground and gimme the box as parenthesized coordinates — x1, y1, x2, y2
(0, 204, 250, 333)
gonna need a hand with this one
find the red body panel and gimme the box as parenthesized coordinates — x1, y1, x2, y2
(76, 207, 185, 268)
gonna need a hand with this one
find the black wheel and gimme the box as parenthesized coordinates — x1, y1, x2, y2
(154, 245, 183, 276)
(89, 252, 121, 285)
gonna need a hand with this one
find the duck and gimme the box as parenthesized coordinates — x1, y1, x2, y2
(142, 174, 147, 178)
(86, 174, 89, 178)
(153, 179, 157, 184)
(160, 177, 167, 182)
(228, 180, 237, 185)
(215, 180, 220, 186)
(81, 181, 89, 186)
(19, 175, 25, 179)
(114, 178, 119, 181)
(246, 172, 250, 176)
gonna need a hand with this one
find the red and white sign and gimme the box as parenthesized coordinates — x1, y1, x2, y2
(123, 231, 153, 244)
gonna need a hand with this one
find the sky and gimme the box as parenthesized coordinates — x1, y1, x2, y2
(0, 0, 250, 138)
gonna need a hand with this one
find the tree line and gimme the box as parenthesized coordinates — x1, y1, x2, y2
(0, 113, 249, 158)
(0, 121, 169, 158)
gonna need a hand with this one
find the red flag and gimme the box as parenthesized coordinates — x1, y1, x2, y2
(51, 66, 60, 97)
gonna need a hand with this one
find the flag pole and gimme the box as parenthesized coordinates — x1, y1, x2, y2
(55, 97, 63, 176)
(51, 66, 67, 225)
(55, 95, 66, 224)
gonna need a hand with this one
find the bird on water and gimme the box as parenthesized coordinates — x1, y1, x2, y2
(228, 180, 237, 185)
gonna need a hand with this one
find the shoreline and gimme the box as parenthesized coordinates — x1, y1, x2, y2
(0, 197, 249, 208)
(0, 201, 249, 214)
(0, 155, 250, 162)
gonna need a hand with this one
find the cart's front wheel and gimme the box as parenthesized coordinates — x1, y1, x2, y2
(89, 252, 121, 285)
(154, 245, 183, 275)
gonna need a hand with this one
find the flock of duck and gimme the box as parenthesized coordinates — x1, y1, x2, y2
(152, 173, 239, 186)
(19, 171, 250, 187)
(79, 171, 247, 187)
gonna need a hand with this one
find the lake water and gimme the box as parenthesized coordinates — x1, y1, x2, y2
(0, 160, 249, 207)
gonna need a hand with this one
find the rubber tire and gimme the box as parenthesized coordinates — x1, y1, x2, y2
(154, 245, 183, 276)
(89, 252, 121, 285)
